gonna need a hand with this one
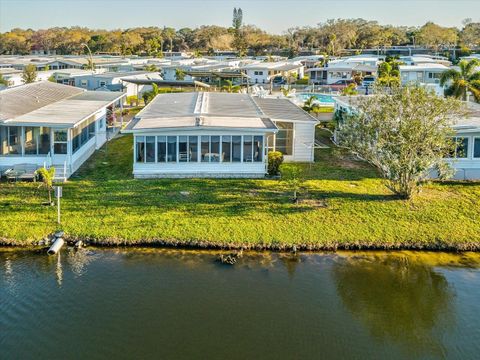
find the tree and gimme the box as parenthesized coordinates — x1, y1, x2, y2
(175, 68, 186, 81)
(460, 22, 480, 49)
(162, 27, 176, 52)
(416, 22, 458, 52)
(279, 163, 304, 203)
(377, 60, 401, 87)
(222, 79, 241, 93)
(341, 83, 358, 96)
(0, 74, 9, 87)
(337, 86, 465, 199)
(440, 59, 480, 102)
(144, 64, 158, 72)
(37, 167, 56, 205)
(302, 96, 319, 113)
(142, 83, 160, 105)
(232, 8, 247, 55)
(267, 151, 284, 176)
(22, 64, 37, 84)
(232, 8, 243, 30)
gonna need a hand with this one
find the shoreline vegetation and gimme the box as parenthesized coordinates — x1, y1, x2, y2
(1, 129, 480, 252)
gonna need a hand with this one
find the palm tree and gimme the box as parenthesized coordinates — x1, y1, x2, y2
(376, 61, 401, 87)
(175, 68, 186, 81)
(222, 80, 241, 93)
(302, 96, 319, 112)
(440, 59, 480, 102)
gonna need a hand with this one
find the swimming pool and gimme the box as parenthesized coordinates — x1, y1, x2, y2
(296, 93, 336, 104)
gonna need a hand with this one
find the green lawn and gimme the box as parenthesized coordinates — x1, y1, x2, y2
(1, 129, 480, 250)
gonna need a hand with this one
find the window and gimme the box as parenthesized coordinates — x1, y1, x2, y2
(253, 136, 263, 162)
(189, 136, 198, 162)
(157, 136, 166, 162)
(80, 80, 88, 87)
(275, 122, 293, 155)
(53, 130, 67, 154)
(456, 137, 468, 158)
(88, 120, 96, 139)
(167, 136, 177, 162)
(222, 136, 231, 162)
(0, 126, 21, 155)
(232, 136, 241, 162)
(474, 138, 480, 159)
(136, 136, 145, 162)
(23, 127, 50, 155)
(243, 135, 253, 162)
(38, 127, 50, 154)
(145, 136, 155, 162)
(210, 136, 220, 162)
(179, 136, 188, 162)
(448, 137, 468, 158)
(24, 127, 39, 155)
(99, 81, 106, 87)
(201, 135, 209, 162)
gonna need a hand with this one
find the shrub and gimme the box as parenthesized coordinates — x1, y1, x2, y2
(127, 95, 138, 106)
(268, 151, 284, 176)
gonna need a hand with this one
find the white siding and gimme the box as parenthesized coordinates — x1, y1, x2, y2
(282, 122, 315, 162)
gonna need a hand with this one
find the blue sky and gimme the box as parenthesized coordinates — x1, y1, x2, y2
(1, 0, 479, 33)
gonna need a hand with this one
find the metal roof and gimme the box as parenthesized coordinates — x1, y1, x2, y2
(254, 98, 318, 122)
(124, 92, 316, 133)
(0, 82, 125, 127)
(0, 81, 84, 121)
(120, 78, 211, 88)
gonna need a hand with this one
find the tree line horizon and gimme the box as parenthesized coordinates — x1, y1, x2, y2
(0, 15, 479, 57)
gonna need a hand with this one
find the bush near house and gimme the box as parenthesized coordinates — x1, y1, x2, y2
(1, 129, 480, 250)
(268, 151, 284, 176)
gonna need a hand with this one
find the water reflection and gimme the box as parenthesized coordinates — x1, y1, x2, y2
(333, 253, 455, 357)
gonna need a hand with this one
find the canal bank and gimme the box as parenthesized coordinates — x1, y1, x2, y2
(2, 233, 480, 252)
(2, 134, 480, 251)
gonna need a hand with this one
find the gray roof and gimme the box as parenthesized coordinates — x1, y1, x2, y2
(0, 81, 125, 127)
(120, 78, 210, 88)
(74, 71, 149, 79)
(124, 92, 316, 132)
(0, 81, 84, 121)
(254, 98, 318, 122)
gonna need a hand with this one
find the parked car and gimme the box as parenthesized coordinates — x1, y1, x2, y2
(330, 79, 356, 89)
(272, 76, 286, 85)
(362, 76, 376, 87)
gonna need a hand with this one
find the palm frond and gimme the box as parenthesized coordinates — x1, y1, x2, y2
(440, 69, 460, 86)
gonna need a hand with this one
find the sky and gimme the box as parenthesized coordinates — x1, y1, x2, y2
(1, 0, 479, 33)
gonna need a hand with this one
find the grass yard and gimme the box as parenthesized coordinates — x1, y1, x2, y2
(1, 128, 480, 250)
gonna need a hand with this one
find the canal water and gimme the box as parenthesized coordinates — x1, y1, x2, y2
(1, 248, 479, 359)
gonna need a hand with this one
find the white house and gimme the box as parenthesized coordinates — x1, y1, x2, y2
(122, 92, 318, 178)
(399, 63, 449, 95)
(445, 102, 480, 180)
(333, 96, 480, 180)
(308, 63, 377, 85)
(241, 62, 304, 84)
(0, 81, 125, 180)
(72, 71, 161, 98)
